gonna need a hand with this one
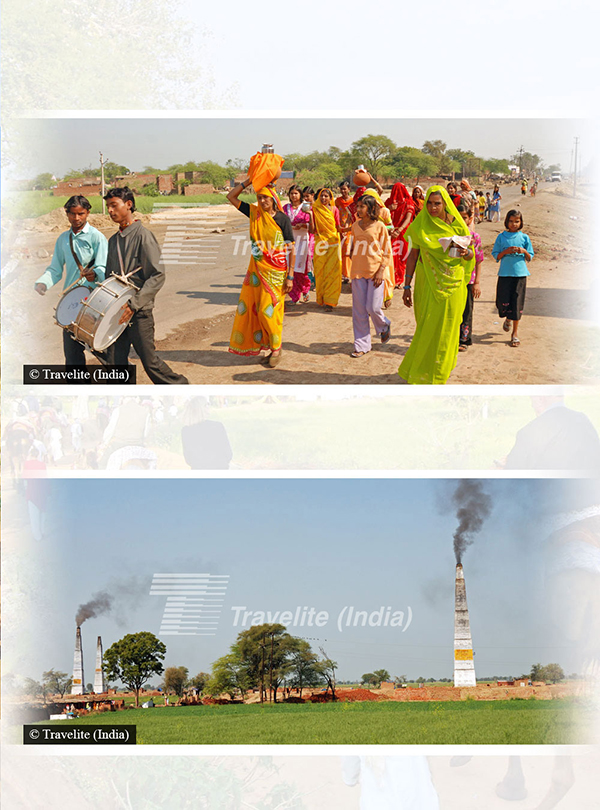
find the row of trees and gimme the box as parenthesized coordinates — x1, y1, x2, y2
(32, 136, 559, 192)
(17, 633, 571, 707)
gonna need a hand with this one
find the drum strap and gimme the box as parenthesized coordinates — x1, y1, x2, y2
(116, 239, 142, 287)
(69, 232, 95, 273)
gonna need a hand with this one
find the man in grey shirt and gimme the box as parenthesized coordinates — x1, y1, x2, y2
(103, 187, 188, 384)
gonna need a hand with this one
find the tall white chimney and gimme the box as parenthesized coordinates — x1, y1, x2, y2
(454, 564, 477, 687)
(93, 636, 106, 694)
(72, 626, 85, 695)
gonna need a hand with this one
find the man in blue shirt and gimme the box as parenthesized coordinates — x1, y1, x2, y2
(35, 195, 108, 365)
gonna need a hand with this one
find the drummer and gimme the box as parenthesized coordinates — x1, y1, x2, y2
(103, 187, 189, 385)
(34, 195, 107, 366)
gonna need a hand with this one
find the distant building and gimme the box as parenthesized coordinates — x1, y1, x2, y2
(53, 178, 102, 197)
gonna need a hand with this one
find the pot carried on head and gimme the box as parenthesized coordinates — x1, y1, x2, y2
(353, 165, 371, 186)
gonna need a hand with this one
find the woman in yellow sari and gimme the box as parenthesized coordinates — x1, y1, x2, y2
(309, 188, 342, 311)
(398, 186, 474, 385)
(226, 175, 294, 368)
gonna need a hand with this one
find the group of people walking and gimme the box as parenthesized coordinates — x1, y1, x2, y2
(227, 159, 534, 384)
(37, 153, 533, 385)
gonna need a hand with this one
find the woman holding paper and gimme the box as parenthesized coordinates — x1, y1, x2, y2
(398, 186, 474, 385)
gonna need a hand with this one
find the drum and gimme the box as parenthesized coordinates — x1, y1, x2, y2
(71, 276, 135, 351)
(55, 286, 90, 327)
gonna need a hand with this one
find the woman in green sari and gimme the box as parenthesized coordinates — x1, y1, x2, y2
(398, 186, 475, 384)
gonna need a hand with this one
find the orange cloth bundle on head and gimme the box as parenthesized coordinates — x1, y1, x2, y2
(248, 152, 284, 193)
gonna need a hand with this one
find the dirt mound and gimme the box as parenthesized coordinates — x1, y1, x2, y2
(336, 689, 384, 702)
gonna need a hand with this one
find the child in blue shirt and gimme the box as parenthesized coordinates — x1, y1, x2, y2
(492, 210, 533, 347)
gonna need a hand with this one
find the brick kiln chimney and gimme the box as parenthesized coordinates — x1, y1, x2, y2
(454, 563, 476, 687)
(94, 636, 106, 694)
(72, 626, 85, 695)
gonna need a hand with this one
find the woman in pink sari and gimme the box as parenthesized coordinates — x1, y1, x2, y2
(283, 185, 311, 303)
(386, 182, 415, 287)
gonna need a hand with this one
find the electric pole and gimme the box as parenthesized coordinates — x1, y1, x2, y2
(100, 151, 107, 214)
(517, 145, 524, 177)
(573, 137, 579, 197)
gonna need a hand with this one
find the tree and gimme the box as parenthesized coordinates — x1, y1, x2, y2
(349, 135, 397, 177)
(421, 140, 455, 174)
(189, 671, 210, 692)
(225, 157, 249, 175)
(42, 669, 72, 698)
(103, 632, 166, 707)
(164, 666, 189, 697)
(373, 669, 390, 687)
(391, 147, 438, 180)
(206, 651, 250, 701)
(416, 676, 426, 684)
(317, 648, 338, 700)
(542, 663, 565, 684)
(23, 677, 44, 698)
(394, 675, 407, 686)
(287, 640, 322, 698)
(361, 672, 377, 686)
(32, 172, 54, 190)
(102, 162, 130, 182)
(483, 158, 510, 176)
(235, 624, 296, 703)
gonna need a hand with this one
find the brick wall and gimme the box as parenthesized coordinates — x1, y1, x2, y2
(184, 183, 215, 195)
(54, 181, 101, 197)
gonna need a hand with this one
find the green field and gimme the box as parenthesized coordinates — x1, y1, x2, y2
(36, 699, 587, 745)
(2, 190, 256, 219)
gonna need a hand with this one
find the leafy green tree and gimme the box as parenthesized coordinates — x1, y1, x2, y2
(164, 666, 189, 697)
(361, 672, 377, 686)
(530, 663, 544, 681)
(447, 148, 475, 163)
(390, 147, 438, 179)
(483, 158, 510, 175)
(102, 162, 130, 182)
(42, 669, 72, 698)
(32, 172, 54, 189)
(416, 676, 426, 684)
(62, 165, 96, 180)
(235, 623, 297, 703)
(140, 182, 159, 196)
(542, 663, 565, 684)
(206, 651, 250, 701)
(394, 675, 407, 686)
(103, 632, 166, 707)
(189, 671, 210, 691)
(373, 669, 390, 687)
(287, 639, 323, 698)
(349, 134, 397, 176)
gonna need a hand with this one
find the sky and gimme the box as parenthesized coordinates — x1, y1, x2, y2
(11, 478, 576, 687)
(13, 117, 588, 180)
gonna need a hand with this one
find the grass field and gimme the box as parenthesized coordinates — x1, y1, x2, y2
(37, 699, 587, 745)
(2, 190, 255, 218)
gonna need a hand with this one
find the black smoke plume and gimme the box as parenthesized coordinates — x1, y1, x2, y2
(76, 592, 113, 626)
(452, 480, 492, 563)
(75, 577, 148, 626)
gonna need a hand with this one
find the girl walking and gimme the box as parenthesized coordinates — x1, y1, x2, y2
(492, 209, 534, 347)
(348, 195, 392, 357)
(283, 184, 311, 303)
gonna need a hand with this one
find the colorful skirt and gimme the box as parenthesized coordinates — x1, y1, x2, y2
(314, 241, 342, 307)
(229, 267, 285, 355)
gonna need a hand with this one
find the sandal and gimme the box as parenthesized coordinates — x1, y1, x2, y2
(324, 305, 333, 312)
(503, 318, 511, 332)
(458, 345, 468, 352)
(380, 324, 391, 344)
(351, 351, 367, 358)
(302, 293, 309, 303)
(268, 350, 282, 367)
(384, 299, 392, 309)
(510, 337, 520, 347)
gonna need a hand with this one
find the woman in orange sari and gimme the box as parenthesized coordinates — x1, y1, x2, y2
(386, 182, 415, 287)
(309, 188, 342, 311)
(226, 177, 294, 368)
(335, 181, 355, 283)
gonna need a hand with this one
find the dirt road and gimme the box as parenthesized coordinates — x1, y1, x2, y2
(6, 183, 596, 385)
